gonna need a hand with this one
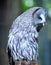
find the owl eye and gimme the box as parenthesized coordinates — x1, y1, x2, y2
(38, 16, 42, 20)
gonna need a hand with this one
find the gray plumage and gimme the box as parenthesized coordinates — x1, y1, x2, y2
(7, 7, 47, 63)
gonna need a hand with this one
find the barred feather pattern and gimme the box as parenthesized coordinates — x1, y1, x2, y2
(7, 7, 39, 62)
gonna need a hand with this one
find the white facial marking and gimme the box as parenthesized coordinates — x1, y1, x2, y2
(40, 14, 46, 26)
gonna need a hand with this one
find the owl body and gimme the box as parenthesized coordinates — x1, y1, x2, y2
(7, 7, 47, 65)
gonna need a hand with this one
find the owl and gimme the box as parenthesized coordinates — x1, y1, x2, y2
(6, 7, 47, 65)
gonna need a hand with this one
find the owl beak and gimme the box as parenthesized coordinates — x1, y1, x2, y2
(43, 22, 47, 26)
(43, 23, 45, 26)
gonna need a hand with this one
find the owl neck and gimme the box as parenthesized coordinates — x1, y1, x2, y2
(36, 23, 43, 32)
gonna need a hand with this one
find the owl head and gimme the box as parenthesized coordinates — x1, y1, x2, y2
(33, 7, 47, 32)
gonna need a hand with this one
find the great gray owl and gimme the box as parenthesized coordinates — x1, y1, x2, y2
(6, 7, 47, 65)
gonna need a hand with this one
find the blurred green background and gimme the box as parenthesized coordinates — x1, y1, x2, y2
(0, 0, 51, 65)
